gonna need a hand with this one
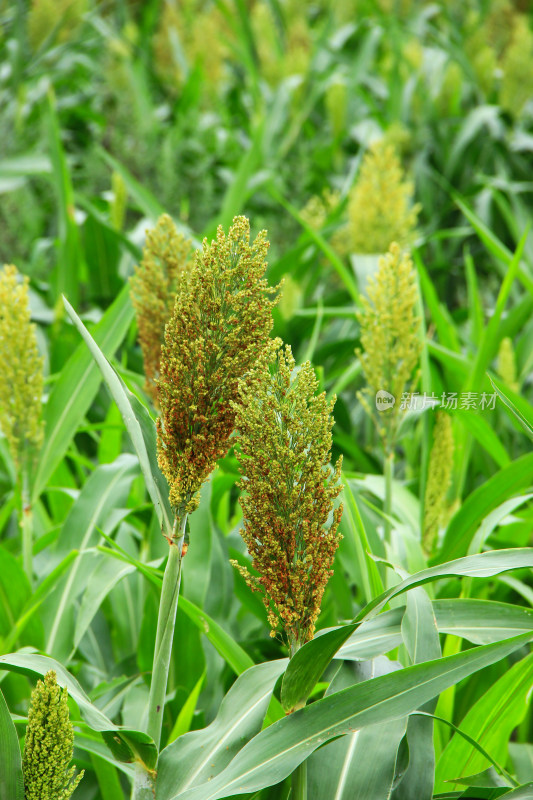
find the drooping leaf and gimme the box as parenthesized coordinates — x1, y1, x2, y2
(0, 652, 157, 769)
(0, 686, 24, 800)
(157, 659, 288, 799)
(63, 297, 173, 537)
(436, 653, 533, 791)
(166, 633, 532, 800)
(32, 284, 134, 501)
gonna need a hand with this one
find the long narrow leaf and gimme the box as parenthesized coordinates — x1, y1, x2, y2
(167, 633, 532, 800)
(63, 297, 173, 537)
(32, 283, 134, 501)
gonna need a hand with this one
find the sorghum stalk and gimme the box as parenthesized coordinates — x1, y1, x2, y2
(356, 243, 421, 545)
(133, 217, 279, 798)
(146, 512, 187, 748)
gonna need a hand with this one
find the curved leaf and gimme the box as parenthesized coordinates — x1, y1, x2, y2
(436, 653, 533, 791)
(63, 296, 173, 537)
(281, 624, 357, 713)
(32, 284, 133, 502)
(0, 687, 24, 800)
(438, 456, 533, 562)
(167, 633, 532, 800)
(157, 659, 288, 799)
(357, 549, 533, 622)
(0, 652, 157, 769)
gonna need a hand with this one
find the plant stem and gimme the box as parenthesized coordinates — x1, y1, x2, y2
(289, 637, 307, 799)
(292, 761, 308, 800)
(384, 449, 394, 546)
(132, 513, 187, 800)
(148, 513, 187, 747)
(20, 472, 33, 588)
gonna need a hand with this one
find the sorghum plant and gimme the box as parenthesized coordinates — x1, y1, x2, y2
(345, 139, 419, 254)
(356, 242, 422, 452)
(157, 215, 280, 518)
(135, 216, 280, 797)
(0, 264, 44, 583)
(130, 214, 191, 405)
(232, 343, 343, 652)
(23, 670, 84, 800)
(423, 411, 454, 555)
(356, 242, 422, 542)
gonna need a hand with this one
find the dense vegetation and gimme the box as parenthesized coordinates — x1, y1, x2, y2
(1, 1, 533, 798)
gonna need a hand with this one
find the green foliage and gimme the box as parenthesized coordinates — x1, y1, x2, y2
(1, 1, 533, 798)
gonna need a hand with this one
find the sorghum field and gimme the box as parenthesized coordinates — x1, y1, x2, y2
(2, 1, 533, 798)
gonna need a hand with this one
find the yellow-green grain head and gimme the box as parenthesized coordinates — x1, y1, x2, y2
(0, 265, 44, 474)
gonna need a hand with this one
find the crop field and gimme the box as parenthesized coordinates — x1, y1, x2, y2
(2, 1, 533, 798)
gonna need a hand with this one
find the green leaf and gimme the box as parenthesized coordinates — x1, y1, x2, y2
(395, 588, 441, 800)
(0, 652, 157, 769)
(432, 598, 533, 645)
(90, 753, 125, 800)
(46, 89, 83, 307)
(95, 544, 254, 675)
(44, 454, 138, 659)
(3, 551, 78, 653)
(63, 296, 173, 537)
(490, 377, 533, 441)
(32, 283, 134, 502)
(75, 555, 136, 650)
(338, 598, 533, 661)
(166, 633, 533, 800)
(453, 409, 510, 468)
(500, 786, 533, 799)
(341, 479, 384, 603)
(357, 549, 533, 622)
(438, 455, 533, 561)
(454, 194, 533, 295)
(0, 545, 42, 647)
(157, 659, 288, 800)
(167, 671, 206, 744)
(308, 718, 407, 800)
(179, 596, 254, 676)
(0, 687, 24, 800)
(307, 659, 406, 800)
(436, 653, 533, 791)
(280, 624, 357, 713)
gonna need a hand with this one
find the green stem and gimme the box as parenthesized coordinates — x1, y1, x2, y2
(21, 472, 33, 588)
(292, 761, 308, 800)
(132, 513, 187, 800)
(289, 637, 307, 799)
(148, 513, 187, 746)
(384, 449, 394, 546)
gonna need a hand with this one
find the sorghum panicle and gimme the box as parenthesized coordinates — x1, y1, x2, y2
(423, 412, 454, 555)
(0, 264, 44, 471)
(23, 670, 84, 800)
(232, 343, 343, 647)
(130, 214, 191, 405)
(356, 242, 422, 450)
(157, 216, 280, 516)
(346, 139, 419, 254)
